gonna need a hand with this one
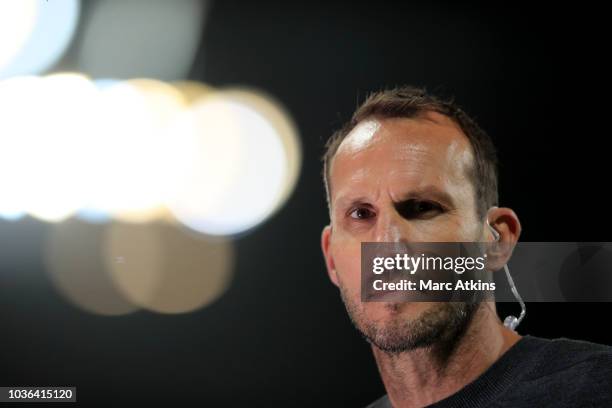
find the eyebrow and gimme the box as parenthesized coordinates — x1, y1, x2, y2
(334, 186, 455, 211)
(396, 186, 455, 208)
(334, 195, 371, 211)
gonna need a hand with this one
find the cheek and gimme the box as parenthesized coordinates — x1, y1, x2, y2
(457, 218, 482, 241)
(331, 240, 362, 287)
(438, 217, 477, 240)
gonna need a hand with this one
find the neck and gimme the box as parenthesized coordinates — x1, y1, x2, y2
(372, 303, 521, 408)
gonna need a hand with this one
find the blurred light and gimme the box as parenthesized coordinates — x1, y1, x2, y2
(0, 211, 26, 222)
(0, 74, 302, 237)
(0, 2, 38, 71)
(22, 73, 98, 222)
(74, 78, 119, 224)
(84, 79, 186, 223)
(223, 88, 302, 213)
(0, 74, 94, 222)
(76, 208, 111, 224)
(0, 75, 42, 219)
(172, 81, 214, 104)
(92, 77, 120, 90)
(167, 89, 301, 235)
(104, 222, 234, 314)
(164, 93, 246, 235)
(74, 0, 206, 80)
(44, 218, 140, 316)
(0, 0, 80, 79)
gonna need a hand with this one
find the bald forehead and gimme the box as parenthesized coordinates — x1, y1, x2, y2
(330, 112, 475, 201)
(337, 112, 467, 155)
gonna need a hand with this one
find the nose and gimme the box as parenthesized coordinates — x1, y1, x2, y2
(373, 207, 412, 243)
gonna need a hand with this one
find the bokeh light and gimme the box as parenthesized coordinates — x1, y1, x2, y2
(0, 75, 42, 220)
(0, 1, 38, 72)
(83, 78, 187, 223)
(222, 88, 302, 214)
(0, 74, 302, 239)
(22, 73, 98, 222)
(0, 0, 80, 79)
(44, 218, 139, 316)
(0, 0, 305, 322)
(74, 0, 206, 80)
(166, 89, 302, 236)
(104, 222, 234, 314)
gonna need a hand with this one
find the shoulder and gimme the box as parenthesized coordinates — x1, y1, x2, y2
(520, 335, 612, 404)
(527, 335, 612, 374)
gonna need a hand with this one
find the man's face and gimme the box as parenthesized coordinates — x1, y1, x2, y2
(322, 112, 486, 353)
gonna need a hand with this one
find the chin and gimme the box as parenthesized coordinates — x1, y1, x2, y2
(366, 301, 433, 321)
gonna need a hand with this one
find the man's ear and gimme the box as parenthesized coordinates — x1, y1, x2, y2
(485, 207, 522, 271)
(321, 225, 339, 287)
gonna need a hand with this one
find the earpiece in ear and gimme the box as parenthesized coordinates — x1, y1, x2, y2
(486, 213, 526, 331)
(487, 221, 500, 242)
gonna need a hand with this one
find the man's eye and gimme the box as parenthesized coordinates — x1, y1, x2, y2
(394, 200, 443, 219)
(349, 207, 375, 220)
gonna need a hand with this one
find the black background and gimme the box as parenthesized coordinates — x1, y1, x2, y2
(1, 1, 610, 406)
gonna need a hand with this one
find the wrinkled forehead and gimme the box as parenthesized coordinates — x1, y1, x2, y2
(330, 114, 475, 202)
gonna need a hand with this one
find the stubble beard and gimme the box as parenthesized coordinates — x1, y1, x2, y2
(339, 283, 480, 357)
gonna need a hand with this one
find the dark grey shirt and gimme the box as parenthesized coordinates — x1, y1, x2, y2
(366, 335, 612, 408)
